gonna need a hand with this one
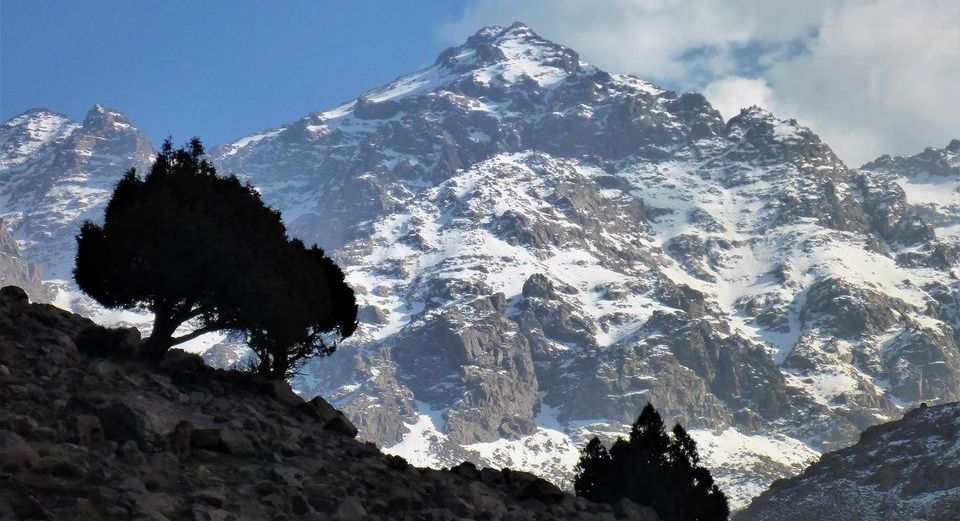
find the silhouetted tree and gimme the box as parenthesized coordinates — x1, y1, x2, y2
(574, 436, 614, 503)
(244, 239, 358, 379)
(74, 139, 357, 369)
(574, 403, 729, 521)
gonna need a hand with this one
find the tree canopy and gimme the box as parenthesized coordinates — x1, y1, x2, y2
(243, 239, 358, 378)
(74, 138, 357, 373)
(574, 403, 729, 521)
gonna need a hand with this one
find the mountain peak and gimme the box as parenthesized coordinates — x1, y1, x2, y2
(0, 109, 78, 169)
(308, 23, 588, 120)
(2, 108, 73, 129)
(860, 137, 960, 176)
(434, 22, 581, 79)
(736, 105, 776, 120)
(466, 21, 538, 45)
(725, 104, 815, 143)
(82, 104, 134, 132)
(85, 103, 123, 119)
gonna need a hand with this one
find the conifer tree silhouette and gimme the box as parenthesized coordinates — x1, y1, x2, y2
(574, 403, 729, 520)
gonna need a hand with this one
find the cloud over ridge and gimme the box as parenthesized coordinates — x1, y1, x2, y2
(440, 0, 960, 165)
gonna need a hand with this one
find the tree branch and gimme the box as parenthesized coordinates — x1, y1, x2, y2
(169, 325, 222, 346)
(171, 304, 205, 325)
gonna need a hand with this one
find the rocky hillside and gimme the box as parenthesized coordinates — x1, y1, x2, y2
(0, 285, 662, 521)
(3, 23, 960, 508)
(737, 401, 960, 521)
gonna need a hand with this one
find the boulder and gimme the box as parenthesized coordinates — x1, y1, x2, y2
(290, 493, 311, 515)
(193, 489, 227, 508)
(73, 414, 104, 445)
(0, 286, 28, 305)
(333, 496, 366, 521)
(465, 482, 508, 517)
(270, 466, 306, 488)
(76, 325, 142, 357)
(219, 429, 256, 457)
(614, 498, 661, 521)
(518, 478, 565, 502)
(167, 420, 193, 458)
(96, 402, 147, 449)
(261, 379, 305, 407)
(325, 414, 359, 438)
(121, 440, 149, 467)
(298, 396, 359, 438)
(0, 429, 37, 470)
(3, 414, 38, 436)
(254, 481, 280, 496)
(450, 461, 481, 480)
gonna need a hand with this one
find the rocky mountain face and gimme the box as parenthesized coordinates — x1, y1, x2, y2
(0, 219, 47, 301)
(2, 23, 960, 509)
(0, 285, 661, 521)
(737, 401, 960, 521)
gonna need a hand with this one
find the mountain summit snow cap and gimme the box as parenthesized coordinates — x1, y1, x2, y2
(434, 22, 581, 76)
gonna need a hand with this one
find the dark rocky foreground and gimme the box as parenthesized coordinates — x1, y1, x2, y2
(0, 286, 659, 521)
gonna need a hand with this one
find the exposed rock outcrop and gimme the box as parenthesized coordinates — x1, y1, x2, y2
(0, 221, 48, 302)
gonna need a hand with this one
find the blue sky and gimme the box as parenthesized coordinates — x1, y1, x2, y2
(1, 1, 468, 146)
(2, 1, 957, 164)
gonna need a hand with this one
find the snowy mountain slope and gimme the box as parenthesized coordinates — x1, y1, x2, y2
(0, 105, 154, 280)
(3, 23, 959, 509)
(0, 110, 78, 172)
(737, 402, 960, 521)
(208, 24, 960, 507)
(861, 139, 960, 242)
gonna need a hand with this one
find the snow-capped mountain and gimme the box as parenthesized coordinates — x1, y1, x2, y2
(737, 401, 960, 520)
(0, 105, 154, 281)
(2, 23, 959, 509)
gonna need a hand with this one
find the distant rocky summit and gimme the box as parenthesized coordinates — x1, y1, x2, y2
(737, 401, 960, 521)
(0, 285, 659, 521)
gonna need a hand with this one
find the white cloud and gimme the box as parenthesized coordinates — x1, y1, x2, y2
(703, 77, 777, 120)
(440, 0, 960, 166)
(765, 0, 960, 165)
(439, 0, 828, 82)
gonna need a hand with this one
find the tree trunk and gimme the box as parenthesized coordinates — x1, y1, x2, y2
(144, 308, 178, 364)
(257, 353, 271, 377)
(269, 357, 289, 380)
